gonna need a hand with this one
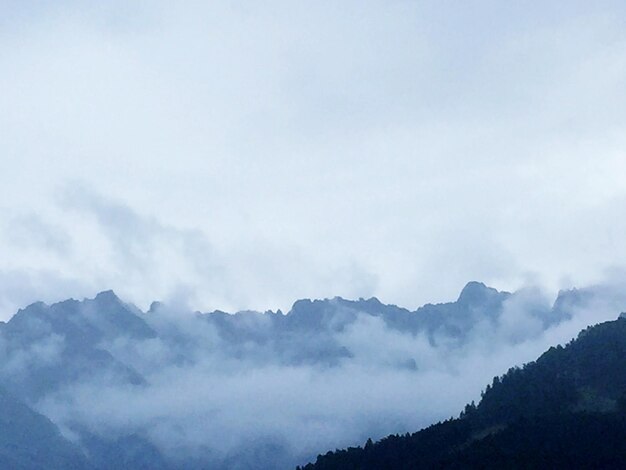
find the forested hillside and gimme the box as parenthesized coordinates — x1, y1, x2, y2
(301, 317, 626, 469)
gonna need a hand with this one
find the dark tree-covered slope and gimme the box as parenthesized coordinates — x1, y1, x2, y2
(301, 317, 626, 469)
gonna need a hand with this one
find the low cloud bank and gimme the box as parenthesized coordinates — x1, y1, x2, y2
(1, 281, 625, 468)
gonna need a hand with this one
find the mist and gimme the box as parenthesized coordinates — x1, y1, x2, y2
(0, 280, 619, 468)
(2, 1, 626, 318)
(2, 1, 626, 468)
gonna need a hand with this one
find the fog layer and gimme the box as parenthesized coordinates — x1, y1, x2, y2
(1, 281, 625, 468)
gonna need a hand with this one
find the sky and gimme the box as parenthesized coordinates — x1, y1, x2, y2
(1, 0, 626, 317)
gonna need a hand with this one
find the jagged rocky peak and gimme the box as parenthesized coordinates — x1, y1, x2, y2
(456, 281, 506, 306)
(93, 289, 122, 304)
(86, 291, 156, 339)
(148, 300, 164, 313)
(87, 290, 144, 317)
(286, 298, 339, 330)
(333, 296, 383, 308)
(15, 300, 48, 316)
(289, 298, 315, 313)
(553, 287, 590, 309)
(290, 296, 382, 314)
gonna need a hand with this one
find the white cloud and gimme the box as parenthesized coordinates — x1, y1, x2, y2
(27, 281, 626, 468)
(1, 1, 626, 318)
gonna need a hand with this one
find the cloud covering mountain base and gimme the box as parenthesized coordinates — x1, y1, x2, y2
(1, 281, 625, 468)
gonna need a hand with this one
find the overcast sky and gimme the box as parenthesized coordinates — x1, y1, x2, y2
(1, 1, 626, 317)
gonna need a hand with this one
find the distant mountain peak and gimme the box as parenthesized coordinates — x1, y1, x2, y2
(21, 300, 48, 311)
(94, 290, 121, 303)
(148, 301, 163, 313)
(290, 298, 314, 311)
(457, 281, 501, 306)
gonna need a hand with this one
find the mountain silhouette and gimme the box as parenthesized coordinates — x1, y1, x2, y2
(0, 386, 88, 469)
(0, 282, 609, 469)
(301, 316, 626, 469)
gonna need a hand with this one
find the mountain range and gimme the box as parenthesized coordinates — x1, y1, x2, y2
(0, 282, 621, 469)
